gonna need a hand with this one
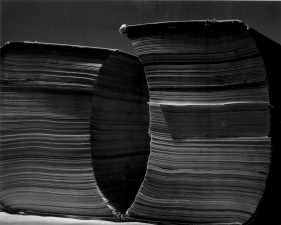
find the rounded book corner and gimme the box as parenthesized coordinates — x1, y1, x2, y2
(119, 24, 127, 35)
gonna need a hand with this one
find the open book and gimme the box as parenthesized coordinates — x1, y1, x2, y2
(1, 20, 281, 225)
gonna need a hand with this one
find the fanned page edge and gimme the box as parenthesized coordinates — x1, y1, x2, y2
(120, 20, 276, 225)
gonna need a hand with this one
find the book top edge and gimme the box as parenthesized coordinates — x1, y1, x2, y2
(120, 19, 249, 35)
(0, 41, 138, 60)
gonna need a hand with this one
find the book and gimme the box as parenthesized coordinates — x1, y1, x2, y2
(1, 19, 280, 225)
(0, 42, 150, 220)
(120, 20, 281, 224)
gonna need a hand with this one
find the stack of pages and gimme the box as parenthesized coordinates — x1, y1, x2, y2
(0, 42, 149, 219)
(121, 20, 272, 224)
(1, 19, 280, 225)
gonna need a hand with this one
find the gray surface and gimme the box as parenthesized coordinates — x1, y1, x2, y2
(1, 1, 281, 55)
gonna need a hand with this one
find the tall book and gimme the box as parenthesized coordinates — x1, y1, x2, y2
(0, 42, 150, 219)
(120, 20, 281, 224)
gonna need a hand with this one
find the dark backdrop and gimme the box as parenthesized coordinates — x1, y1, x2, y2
(1, 0, 281, 55)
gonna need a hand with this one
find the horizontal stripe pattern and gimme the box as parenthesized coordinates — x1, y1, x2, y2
(121, 20, 271, 224)
(0, 42, 113, 218)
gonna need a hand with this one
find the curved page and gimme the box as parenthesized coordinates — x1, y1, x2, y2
(91, 51, 150, 214)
